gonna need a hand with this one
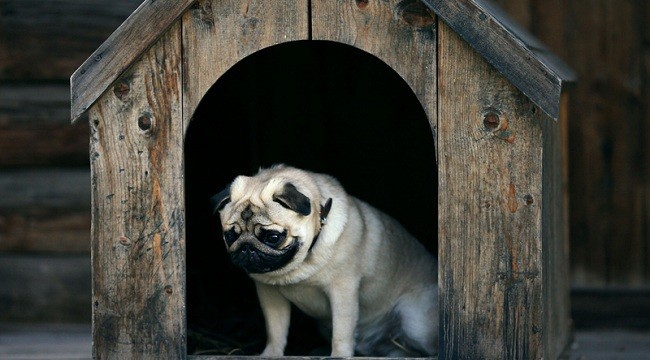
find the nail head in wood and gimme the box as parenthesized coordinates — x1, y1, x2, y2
(113, 82, 131, 100)
(483, 112, 501, 131)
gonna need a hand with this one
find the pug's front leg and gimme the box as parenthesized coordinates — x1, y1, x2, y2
(255, 282, 291, 357)
(329, 282, 360, 357)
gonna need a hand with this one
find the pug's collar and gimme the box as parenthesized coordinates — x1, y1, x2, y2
(308, 198, 333, 253)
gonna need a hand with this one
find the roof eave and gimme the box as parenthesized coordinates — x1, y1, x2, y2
(70, 0, 195, 124)
(423, 0, 576, 120)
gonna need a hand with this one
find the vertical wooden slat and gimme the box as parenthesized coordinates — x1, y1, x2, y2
(438, 20, 547, 359)
(542, 91, 571, 359)
(182, 0, 309, 130)
(311, 0, 437, 147)
(89, 21, 185, 359)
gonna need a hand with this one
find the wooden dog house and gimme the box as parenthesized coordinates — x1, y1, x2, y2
(70, 0, 575, 359)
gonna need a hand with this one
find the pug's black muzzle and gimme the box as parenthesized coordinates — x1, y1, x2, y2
(230, 240, 300, 274)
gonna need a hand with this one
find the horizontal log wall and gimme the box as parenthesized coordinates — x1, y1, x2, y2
(0, 0, 141, 322)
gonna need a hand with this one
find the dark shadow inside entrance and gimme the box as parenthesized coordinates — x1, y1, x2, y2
(185, 40, 437, 356)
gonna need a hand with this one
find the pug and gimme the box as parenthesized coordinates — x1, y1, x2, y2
(211, 164, 438, 357)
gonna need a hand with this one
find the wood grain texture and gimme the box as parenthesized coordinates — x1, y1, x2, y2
(541, 91, 571, 359)
(438, 20, 548, 359)
(89, 21, 185, 359)
(70, 0, 196, 123)
(182, 0, 309, 129)
(0, 254, 91, 323)
(491, 0, 649, 287)
(311, 0, 437, 145)
(0, 169, 90, 253)
(0, 84, 89, 166)
(0, 0, 141, 80)
(423, 0, 575, 120)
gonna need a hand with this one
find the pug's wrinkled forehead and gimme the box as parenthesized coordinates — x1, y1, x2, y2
(231, 176, 286, 204)
(212, 175, 313, 221)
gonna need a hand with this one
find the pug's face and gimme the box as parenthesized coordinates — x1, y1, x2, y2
(211, 175, 329, 274)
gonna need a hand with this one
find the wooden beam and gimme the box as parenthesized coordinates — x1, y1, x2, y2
(438, 20, 547, 358)
(70, 0, 196, 124)
(89, 21, 185, 358)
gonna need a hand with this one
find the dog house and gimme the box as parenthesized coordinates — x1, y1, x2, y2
(71, 0, 575, 359)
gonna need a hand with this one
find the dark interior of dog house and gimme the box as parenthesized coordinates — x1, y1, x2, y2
(184, 40, 437, 356)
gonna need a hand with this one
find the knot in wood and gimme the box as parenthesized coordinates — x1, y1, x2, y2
(113, 82, 130, 101)
(397, 0, 435, 28)
(138, 113, 153, 131)
(524, 194, 534, 206)
(119, 236, 131, 246)
(356, 0, 369, 9)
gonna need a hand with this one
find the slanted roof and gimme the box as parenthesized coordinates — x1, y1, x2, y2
(423, 0, 576, 119)
(70, 0, 575, 124)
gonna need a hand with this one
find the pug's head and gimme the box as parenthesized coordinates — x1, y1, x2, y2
(211, 166, 332, 275)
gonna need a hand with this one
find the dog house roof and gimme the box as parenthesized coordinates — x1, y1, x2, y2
(70, 0, 575, 124)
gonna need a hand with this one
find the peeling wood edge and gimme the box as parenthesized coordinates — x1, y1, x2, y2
(423, 0, 576, 120)
(69, 0, 196, 124)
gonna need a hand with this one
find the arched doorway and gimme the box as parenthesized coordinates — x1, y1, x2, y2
(184, 40, 437, 356)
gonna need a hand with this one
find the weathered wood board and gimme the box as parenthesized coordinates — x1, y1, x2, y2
(311, 0, 438, 146)
(182, 0, 309, 129)
(437, 19, 554, 359)
(88, 21, 185, 359)
(422, 0, 575, 120)
(542, 91, 572, 358)
(71, 0, 196, 123)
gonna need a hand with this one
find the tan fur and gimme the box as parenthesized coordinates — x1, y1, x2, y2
(215, 164, 438, 357)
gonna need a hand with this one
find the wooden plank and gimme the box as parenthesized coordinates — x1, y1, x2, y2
(0, 84, 88, 166)
(0, 169, 90, 253)
(0, 254, 91, 323)
(423, 0, 575, 120)
(70, 0, 196, 123)
(541, 91, 571, 359)
(182, 0, 309, 129)
(89, 21, 185, 359)
(311, 0, 437, 145)
(437, 20, 547, 359)
(0, 0, 141, 80)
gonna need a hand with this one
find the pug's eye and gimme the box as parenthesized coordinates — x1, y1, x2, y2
(223, 229, 239, 246)
(259, 230, 286, 247)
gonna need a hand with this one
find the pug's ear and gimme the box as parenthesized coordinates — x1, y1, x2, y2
(210, 185, 231, 215)
(273, 183, 311, 216)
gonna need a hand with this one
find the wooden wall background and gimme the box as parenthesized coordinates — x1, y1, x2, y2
(490, 0, 650, 287)
(0, 0, 647, 322)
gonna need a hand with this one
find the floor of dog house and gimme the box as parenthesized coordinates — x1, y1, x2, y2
(1, 323, 650, 359)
